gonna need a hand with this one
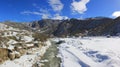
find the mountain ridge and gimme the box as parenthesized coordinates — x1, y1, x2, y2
(2, 17, 120, 37)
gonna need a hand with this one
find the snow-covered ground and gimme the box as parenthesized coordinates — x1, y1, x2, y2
(56, 37, 120, 67)
(1, 37, 120, 67)
(0, 40, 51, 67)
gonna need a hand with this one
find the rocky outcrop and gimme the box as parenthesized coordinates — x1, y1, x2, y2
(0, 48, 9, 63)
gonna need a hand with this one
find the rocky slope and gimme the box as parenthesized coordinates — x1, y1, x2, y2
(25, 17, 120, 37)
(0, 23, 49, 64)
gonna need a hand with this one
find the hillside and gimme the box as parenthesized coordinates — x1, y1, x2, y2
(3, 17, 120, 37)
(0, 23, 50, 66)
(25, 17, 120, 37)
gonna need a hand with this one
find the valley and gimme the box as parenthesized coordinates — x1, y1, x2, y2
(1, 17, 120, 67)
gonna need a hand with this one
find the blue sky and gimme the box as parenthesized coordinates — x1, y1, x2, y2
(0, 0, 120, 22)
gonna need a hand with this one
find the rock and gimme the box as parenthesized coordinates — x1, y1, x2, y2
(0, 58, 3, 64)
(34, 43, 42, 48)
(26, 51, 33, 55)
(15, 51, 21, 58)
(22, 45, 27, 49)
(106, 35, 111, 38)
(34, 43, 39, 47)
(56, 40, 65, 44)
(14, 46, 20, 51)
(0, 48, 9, 63)
(18, 49, 26, 55)
(8, 52, 15, 60)
(0, 48, 9, 58)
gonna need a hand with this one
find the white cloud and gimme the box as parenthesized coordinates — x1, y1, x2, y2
(48, 0, 64, 12)
(41, 14, 50, 19)
(21, 11, 69, 20)
(21, 9, 51, 19)
(39, 9, 51, 19)
(21, 1, 68, 20)
(52, 14, 68, 20)
(71, 0, 90, 14)
(112, 11, 120, 18)
(21, 11, 41, 15)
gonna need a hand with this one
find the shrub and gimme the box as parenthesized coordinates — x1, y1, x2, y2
(7, 36, 18, 41)
(0, 36, 8, 47)
(32, 33, 49, 42)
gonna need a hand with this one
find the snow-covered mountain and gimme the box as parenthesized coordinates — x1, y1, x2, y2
(26, 17, 120, 37)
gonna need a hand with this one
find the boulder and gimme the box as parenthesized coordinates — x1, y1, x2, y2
(15, 51, 21, 58)
(0, 48, 9, 58)
(8, 52, 15, 60)
(0, 48, 9, 63)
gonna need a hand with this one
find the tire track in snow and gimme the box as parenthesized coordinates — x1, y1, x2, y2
(59, 46, 90, 67)
(65, 49, 90, 67)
